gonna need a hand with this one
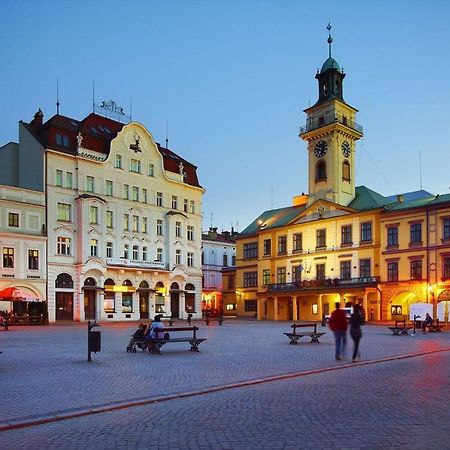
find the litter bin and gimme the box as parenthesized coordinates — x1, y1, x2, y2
(88, 330, 101, 352)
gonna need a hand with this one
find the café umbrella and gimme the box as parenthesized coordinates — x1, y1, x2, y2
(0, 287, 40, 302)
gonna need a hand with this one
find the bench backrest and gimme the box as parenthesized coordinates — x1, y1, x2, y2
(291, 323, 317, 334)
(159, 326, 199, 338)
(395, 320, 406, 328)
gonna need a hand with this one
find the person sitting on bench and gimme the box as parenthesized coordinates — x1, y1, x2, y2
(422, 313, 433, 333)
(145, 315, 165, 354)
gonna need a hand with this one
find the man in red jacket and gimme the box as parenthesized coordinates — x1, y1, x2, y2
(328, 302, 348, 361)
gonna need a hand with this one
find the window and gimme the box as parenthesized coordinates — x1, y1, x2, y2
(190, 200, 195, 214)
(244, 300, 257, 312)
(157, 219, 163, 235)
(132, 215, 139, 232)
(444, 218, 450, 240)
(123, 184, 129, 200)
(243, 271, 258, 287)
(142, 246, 147, 261)
(57, 237, 71, 255)
(8, 213, 19, 227)
(143, 188, 148, 203)
(175, 221, 181, 237)
(187, 252, 194, 267)
(232, 255, 236, 266)
(56, 169, 63, 187)
(3, 247, 14, 268)
(187, 225, 194, 241)
(148, 163, 154, 176)
(106, 210, 114, 228)
(316, 263, 325, 281)
(228, 276, 235, 289)
(410, 260, 422, 280)
(90, 239, 98, 257)
(86, 176, 94, 193)
(223, 254, 228, 267)
(340, 261, 351, 279)
(171, 195, 178, 209)
(443, 257, 450, 278)
(89, 206, 98, 224)
(156, 192, 163, 206)
(410, 223, 422, 244)
(123, 244, 129, 259)
(316, 161, 326, 181)
(105, 180, 113, 196)
(277, 267, 286, 283)
(360, 259, 371, 278)
(130, 159, 141, 173)
(123, 214, 130, 231)
(243, 242, 258, 259)
(184, 199, 188, 212)
(292, 265, 302, 282)
(132, 186, 139, 202)
(316, 229, 326, 248)
(156, 248, 163, 262)
(387, 262, 398, 282)
(293, 233, 302, 252)
(132, 245, 139, 260)
(360, 222, 372, 242)
(341, 225, 352, 245)
(115, 154, 122, 169)
(28, 249, 39, 269)
(262, 269, 270, 285)
(278, 236, 287, 255)
(142, 217, 148, 233)
(106, 242, 113, 258)
(175, 249, 182, 265)
(56, 133, 69, 147)
(342, 161, 350, 181)
(387, 226, 398, 247)
(66, 172, 73, 189)
(263, 239, 271, 256)
(57, 203, 71, 222)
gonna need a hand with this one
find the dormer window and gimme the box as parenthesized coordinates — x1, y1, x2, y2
(55, 133, 69, 147)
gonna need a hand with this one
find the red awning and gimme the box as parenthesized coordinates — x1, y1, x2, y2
(0, 287, 40, 302)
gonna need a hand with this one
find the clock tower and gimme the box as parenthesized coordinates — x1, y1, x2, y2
(299, 24, 363, 206)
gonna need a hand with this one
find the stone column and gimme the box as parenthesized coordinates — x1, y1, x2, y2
(292, 296, 298, 321)
(274, 296, 279, 321)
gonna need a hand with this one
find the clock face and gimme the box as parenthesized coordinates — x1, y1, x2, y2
(342, 141, 351, 158)
(314, 140, 327, 158)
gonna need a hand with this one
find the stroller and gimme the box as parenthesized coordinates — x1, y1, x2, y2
(126, 324, 148, 353)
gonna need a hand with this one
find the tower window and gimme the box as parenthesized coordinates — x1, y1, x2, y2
(316, 161, 327, 182)
(342, 160, 350, 181)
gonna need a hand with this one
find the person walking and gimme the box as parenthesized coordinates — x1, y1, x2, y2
(328, 302, 348, 361)
(350, 304, 364, 362)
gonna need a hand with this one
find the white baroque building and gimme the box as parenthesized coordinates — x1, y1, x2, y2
(0, 107, 204, 322)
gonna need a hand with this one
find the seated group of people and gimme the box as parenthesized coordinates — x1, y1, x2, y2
(421, 313, 434, 333)
(128, 315, 165, 354)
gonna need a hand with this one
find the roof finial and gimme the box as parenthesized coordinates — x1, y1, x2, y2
(327, 22, 333, 58)
(56, 78, 60, 115)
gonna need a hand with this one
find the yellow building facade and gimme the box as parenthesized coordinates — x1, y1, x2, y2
(232, 30, 450, 323)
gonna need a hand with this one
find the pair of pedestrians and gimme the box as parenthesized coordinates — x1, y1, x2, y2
(328, 303, 364, 362)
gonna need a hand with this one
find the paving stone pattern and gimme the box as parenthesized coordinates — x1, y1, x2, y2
(0, 320, 449, 449)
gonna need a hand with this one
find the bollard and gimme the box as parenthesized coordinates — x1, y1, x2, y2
(87, 320, 101, 362)
(187, 313, 192, 326)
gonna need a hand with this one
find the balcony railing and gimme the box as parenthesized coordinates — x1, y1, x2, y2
(106, 257, 167, 270)
(299, 114, 363, 136)
(267, 276, 379, 292)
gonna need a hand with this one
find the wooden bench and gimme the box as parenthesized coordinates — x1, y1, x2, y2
(388, 320, 411, 336)
(153, 326, 206, 354)
(424, 319, 444, 333)
(283, 322, 325, 344)
(160, 316, 175, 326)
(205, 316, 224, 326)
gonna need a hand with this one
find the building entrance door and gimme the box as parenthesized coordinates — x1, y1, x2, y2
(56, 292, 73, 320)
(171, 293, 180, 318)
(140, 292, 149, 319)
(84, 290, 96, 320)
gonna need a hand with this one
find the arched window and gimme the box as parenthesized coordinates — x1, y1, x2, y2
(55, 273, 73, 289)
(342, 160, 351, 181)
(171, 282, 179, 290)
(84, 277, 97, 287)
(316, 161, 326, 182)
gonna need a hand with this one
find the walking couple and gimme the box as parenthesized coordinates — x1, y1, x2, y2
(328, 302, 364, 362)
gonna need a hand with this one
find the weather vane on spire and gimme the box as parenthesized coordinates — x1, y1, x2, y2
(327, 22, 333, 58)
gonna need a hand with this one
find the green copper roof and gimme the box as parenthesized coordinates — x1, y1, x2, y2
(347, 186, 390, 211)
(320, 57, 340, 74)
(240, 205, 306, 236)
(385, 192, 450, 211)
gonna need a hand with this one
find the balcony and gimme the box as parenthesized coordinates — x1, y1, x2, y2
(106, 257, 167, 270)
(299, 114, 363, 136)
(267, 276, 379, 292)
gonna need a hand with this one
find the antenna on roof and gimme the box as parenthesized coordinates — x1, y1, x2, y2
(92, 80, 95, 113)
(165, 120, 169, 149)
(130, 96, 133, 122)
(419, 150, 423, 190)
(56, 78, 60, 115)
(210, 213, 213, 228)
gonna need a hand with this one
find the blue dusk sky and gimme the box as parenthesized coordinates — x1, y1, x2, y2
(1, 0, 449, 232)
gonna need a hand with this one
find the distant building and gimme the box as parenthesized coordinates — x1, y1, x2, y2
(201, 227, 237, 315)
(0, 106, 204, 322)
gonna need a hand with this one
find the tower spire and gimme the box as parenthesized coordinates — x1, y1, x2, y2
(56, 78, 60, 115)
(327, 22, 333, 58)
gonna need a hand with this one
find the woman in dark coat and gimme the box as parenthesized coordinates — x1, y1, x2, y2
(350, 304, 364, 362)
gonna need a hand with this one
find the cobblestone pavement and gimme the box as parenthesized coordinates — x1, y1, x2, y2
(0, 320, 449, 449)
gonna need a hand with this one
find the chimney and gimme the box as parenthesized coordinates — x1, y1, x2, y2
(396, 194, 404, 203)
(30, 109, 44, 128)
